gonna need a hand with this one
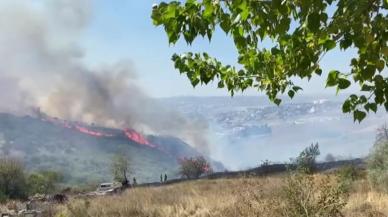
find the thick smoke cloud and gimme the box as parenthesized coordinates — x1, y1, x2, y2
(0, 0, 209, 154)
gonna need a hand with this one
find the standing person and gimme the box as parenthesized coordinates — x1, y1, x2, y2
(160, 174, 163, 183)
(164, 173, 168, 183)
(133, 177, 137, 186)
(122, 177, 129, 188)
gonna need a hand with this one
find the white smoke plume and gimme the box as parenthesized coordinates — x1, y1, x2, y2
(0, 0, 209, 154)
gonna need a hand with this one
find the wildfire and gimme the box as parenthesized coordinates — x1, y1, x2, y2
(36, 110, 185, 161)
(123, 128, 156, 148)
(74, 125, 113, 137)
(40, 113, 157, 148)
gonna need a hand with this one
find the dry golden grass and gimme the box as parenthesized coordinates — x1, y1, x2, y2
(56, 177, 284, 217)
(344, 180, 388, 217)
(53, 175, 388, 217)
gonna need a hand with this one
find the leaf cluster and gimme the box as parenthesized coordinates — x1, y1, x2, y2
(152, 0, 388, 121)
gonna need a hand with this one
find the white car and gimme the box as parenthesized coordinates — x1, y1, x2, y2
(95, 182, 122, 195)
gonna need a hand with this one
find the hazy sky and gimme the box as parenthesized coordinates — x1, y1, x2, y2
(79, 1, 356, 97)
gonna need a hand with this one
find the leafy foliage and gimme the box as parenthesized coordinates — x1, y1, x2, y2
(368, 126, 388, 192)
(27, 170, 63, 195)
(294, 143, 320, 174)
(179, 156, 212, 179)
(111, 154, 131, 184)
(281, 173, 348, 217)
(152, 0, 388, 122)
(337, 164, 365, 191)
(0, 158, 27, 201)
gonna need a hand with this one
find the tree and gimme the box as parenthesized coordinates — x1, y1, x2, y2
(0, 158, 27, 200)
(293, 143, 320, 174)
(111, 154, 131, 186)
(179, 156, 212, 179)
(27, 170, 63, 195)
(368, 125, 388, 192)
(151, 0, 388, 122)
(375, 123, 388, 143)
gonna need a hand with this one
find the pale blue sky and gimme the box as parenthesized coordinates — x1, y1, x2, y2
(80, 1, 357, 98)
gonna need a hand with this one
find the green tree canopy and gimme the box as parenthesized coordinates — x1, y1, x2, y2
(0, 158, 27, 200)
(152, 0, 388, 122)
(27, 170, 63, 195)
(111, 154, 131, 185)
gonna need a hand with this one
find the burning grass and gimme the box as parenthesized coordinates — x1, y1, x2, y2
(52, 174, 388, 217)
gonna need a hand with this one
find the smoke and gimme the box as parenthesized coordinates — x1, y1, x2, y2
(0, 0, 209, 154)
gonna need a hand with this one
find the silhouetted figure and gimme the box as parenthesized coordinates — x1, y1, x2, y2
(122, 178, 129, 188)
(133, 177, 137, 186)
(164, 174, 168, 183)
(160, 174, 163, 183)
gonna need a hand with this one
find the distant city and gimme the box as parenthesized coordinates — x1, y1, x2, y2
(161, 96, 388, 169)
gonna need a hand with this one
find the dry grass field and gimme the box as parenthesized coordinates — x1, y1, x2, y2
(52, 174, 388, 217)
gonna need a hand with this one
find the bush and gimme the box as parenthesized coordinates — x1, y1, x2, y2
(111, 154, 131, 186)
(0, 158, 28, 201)
(337, 164, 364, 191)
(368, 140, 388, 192)
(27, 170, 63, 195)
(294, 143, 320, 174)
(280, 173, 348, 217)
(367, 125, 388, 192)
(179, 156, 212, 179)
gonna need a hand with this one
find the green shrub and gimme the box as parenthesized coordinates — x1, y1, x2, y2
(280, 173, 348, 217)
(0, 158, 28, 200)
(233, 172, 349, 217)
(337, 164, 364, 191)
(111, 154, 131, 185)
(368, 140, 388, 192)
(367, 125, 388, 192)
(27, 170, 63, 195)
(294, 143, 320, 174)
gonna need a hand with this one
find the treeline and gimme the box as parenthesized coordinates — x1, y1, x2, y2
(0, 158, 62, 202)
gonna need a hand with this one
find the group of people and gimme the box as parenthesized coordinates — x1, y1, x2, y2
(122, 174, 168, 187)
(160, 173, 168, 183)
(121, 177, 137, 188)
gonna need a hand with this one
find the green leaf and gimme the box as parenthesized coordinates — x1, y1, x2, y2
(361, 84, 374, 91)
(164, 4, 178, 20)
(353, 110, 366, 123)
(315, 68, 322, 76)
(323, 39, 336, 51)
(238, 0, 249, 21)
(362, 65, 376, 80)
(288, 90, 295, 98)
(220, 14, 231, 33)
(307, 12, 320, 32)
(342, 100, 352, 113)
(365, 103, 377, 113)
(376, 60, 385, 72)
(340, 36, 352, 49)
(338, 78, 351, 89)
(292, 86, 303, 92)
(274, 98, 282, 106)
(326, 70, 340, 87)
(203, 3, 214, 19)
(382, 47, 388, 57)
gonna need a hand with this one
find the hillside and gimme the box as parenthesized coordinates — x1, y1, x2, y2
(0, 113, 221, 184)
